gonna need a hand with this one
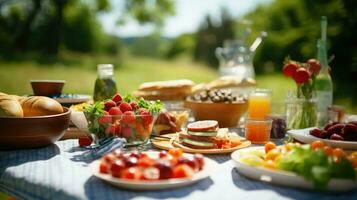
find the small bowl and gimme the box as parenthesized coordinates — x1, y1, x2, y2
(184, 100, 248, 127)
(0, 107, 71, 150)
(30, 80, 65, 97)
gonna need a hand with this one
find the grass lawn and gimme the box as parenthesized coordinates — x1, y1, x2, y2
(0, 54, 355, 113)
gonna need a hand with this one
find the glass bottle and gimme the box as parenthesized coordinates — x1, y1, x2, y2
(315, 39, 333, 127)
(93, 64, 117, 101)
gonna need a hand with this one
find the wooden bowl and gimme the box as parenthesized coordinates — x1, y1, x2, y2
(0, 107, 71, 150)
(184, 100, 248, 127)
(30, 80, 65, 96)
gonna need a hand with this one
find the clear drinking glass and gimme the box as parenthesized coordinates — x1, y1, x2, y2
(245, 118, 273, 144)
(247, 89, 272, 120)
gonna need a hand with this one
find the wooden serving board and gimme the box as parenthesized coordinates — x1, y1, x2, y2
(151, 133, 251, 154)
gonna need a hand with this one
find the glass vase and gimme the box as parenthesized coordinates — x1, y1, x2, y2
(285, 94, 318, 129)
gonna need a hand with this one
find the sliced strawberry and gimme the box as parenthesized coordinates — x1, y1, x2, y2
(283, 62, 298, 77)
(119, 102, 132, 113)
(104, 100, 116, 111)
(293, 68, 310, 84)
(120, 167, 142, 180)
(112, 93, 123, 103)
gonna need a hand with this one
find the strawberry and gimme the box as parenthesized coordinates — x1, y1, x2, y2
(119, 102, 132, 113)
(283, 62, 298, 77)
(112, 93, 123, 104)
(307, 59, 320, 75)
(105, 124, 117, 135)
(78, 136, 93, 147)
(115, 124, 122, 136)
(130, 101, 138, 110)
(121, 111, 136, 124)
(108, 107, 122, 116)
(121, 126, 132, 138)
(141, 110, 153, 125)
(98, 113, 112, 124)
(104, 100, 116, 111)
(293, 68, 310, 84)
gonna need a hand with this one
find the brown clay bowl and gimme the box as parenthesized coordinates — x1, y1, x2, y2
(0, 107, 71, 150)
(184, 100, 248, 127)
(30, 80, 65, 96)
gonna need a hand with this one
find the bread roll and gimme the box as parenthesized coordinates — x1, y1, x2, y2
(134, 79, 194, 101)
(0, 92, 24, 117)
(19, 96, 63, 116)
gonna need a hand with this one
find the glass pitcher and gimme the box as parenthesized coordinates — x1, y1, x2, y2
(215, 32, 267, 80)
(216, 40, 255, 80)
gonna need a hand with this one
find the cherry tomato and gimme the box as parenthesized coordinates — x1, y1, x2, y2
(265, 149, 281, 161)
(168, 148, 183, 158)
(333, 148, 346, 158)
(78, 137, 93, 147)
(265, 142, 276, 154)
(99, 162, 108, 174)
(311, 140, 326, 150)
(120, 167, 142, 180)
(323, 146, 333, 156)
(172, 164, 194, 178)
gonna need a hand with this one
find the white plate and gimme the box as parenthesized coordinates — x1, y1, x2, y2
(288, 128, 357, 150)
(231, 147, 357, 192)
(90, 152, 218, 190)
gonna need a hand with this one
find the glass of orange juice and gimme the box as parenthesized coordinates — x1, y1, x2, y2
(248, 89, 271, 119)
(245, 119, 273, 144)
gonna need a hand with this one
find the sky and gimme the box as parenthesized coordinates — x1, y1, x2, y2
(98, 0, 272, 38)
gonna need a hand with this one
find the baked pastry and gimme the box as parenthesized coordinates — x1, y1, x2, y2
(0, 92, 24, 117)
(192, 77, 256, 94)
(19, 96, 63, 116)
(133, 79, 194, 101)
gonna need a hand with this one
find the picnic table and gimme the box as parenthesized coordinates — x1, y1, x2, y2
(1, 136, 356, 200)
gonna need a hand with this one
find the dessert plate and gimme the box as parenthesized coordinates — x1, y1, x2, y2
(231, 147, 357, 192)
(90, 152, 218, 190)
(151, 133, 251, 154)
(288, 128, 357, 150)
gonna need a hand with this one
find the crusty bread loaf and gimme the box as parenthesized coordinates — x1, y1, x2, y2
(0, 92, 24, 117)
(19, 96, 63, 116)
(133, 79, 194, 101)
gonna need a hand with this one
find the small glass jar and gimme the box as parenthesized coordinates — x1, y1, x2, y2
(93, 64, 117, 101)
(285, 94, 317, 129)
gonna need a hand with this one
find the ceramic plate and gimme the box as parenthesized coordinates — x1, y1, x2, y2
(151, 132, 251, 154)
(90, 152, 218, 190)
(288, 128, 357, 150)
(54, 94, 91, 104)
(231, 147, 357, 192)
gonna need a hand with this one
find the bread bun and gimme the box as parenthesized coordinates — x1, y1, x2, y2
(134, 79, 194, 101)
(19, 96, 63, 116)
(0, 92, 24, 117)
(192, 77, 256, 94)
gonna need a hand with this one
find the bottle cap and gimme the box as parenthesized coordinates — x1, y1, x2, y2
(97, 64, 114, 78)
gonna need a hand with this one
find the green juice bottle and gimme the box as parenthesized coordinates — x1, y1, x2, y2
(315, 17, 333, 126)
(93, 64, 118, 101)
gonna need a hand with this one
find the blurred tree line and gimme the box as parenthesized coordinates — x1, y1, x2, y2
(0, 0, 174, 59)
(167, 0, 356, 102)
